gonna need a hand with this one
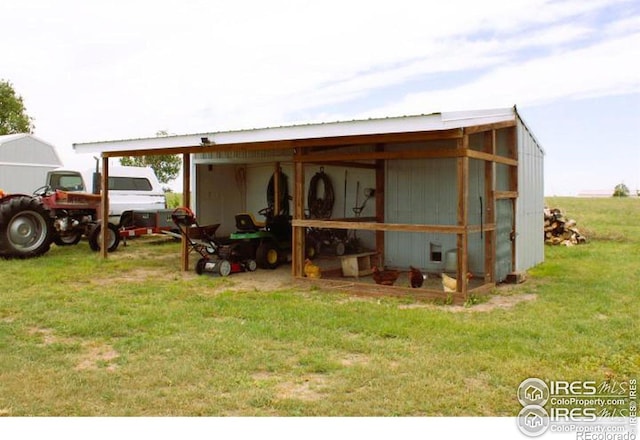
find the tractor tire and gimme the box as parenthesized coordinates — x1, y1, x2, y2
(0, 195, 54, 259)
(54, 231, 83, 246)
(88, 222, 120, 252)
(256, 241, 280, 269)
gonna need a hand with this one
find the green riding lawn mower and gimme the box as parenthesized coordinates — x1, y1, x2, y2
(230, 206, 317, 269)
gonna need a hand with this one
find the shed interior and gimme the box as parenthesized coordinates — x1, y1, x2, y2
(95, 116, 523, 303)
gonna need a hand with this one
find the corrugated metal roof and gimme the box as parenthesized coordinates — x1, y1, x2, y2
(73, 107, 519, 155)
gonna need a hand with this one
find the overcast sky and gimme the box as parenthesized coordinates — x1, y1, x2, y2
(2, 0, 639, 195)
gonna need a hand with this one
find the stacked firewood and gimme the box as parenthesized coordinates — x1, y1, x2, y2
(544, 207, 587, 246)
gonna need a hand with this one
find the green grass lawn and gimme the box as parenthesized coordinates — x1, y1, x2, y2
(0, 197, 638, 416)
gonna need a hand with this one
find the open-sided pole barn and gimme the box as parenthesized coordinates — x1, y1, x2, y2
(74, 106, 544, 301)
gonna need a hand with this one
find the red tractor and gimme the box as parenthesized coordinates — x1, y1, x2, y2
(0, 187, 119, 259)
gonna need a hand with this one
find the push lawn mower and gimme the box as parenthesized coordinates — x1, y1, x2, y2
(171, 207, 257, 276)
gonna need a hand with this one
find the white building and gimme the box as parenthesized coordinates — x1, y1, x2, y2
(0, 134, 63, 194)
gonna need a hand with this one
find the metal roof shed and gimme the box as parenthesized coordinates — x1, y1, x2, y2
(0, 134, 63, 194)
(74, 106, 544, 302)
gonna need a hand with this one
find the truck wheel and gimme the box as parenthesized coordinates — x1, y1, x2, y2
(0, 196, 53, 259)
(88, 223, 120, 252)
(54, 231, 83, 246)
(256, 241, 280, 269)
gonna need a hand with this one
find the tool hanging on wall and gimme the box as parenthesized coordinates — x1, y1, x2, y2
(307, 167, 335, 219)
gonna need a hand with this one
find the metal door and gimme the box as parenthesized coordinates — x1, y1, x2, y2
(495, 199, 514, 282)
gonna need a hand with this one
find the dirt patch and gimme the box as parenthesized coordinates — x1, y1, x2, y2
(28, 327, 75, 346)
(340, 353, 371, 367)
(217, 266, 293, 292)
(74, 342, 119, 372)
(275, 374, 328, 401)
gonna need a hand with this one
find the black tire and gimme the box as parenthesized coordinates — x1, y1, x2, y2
(256, 241, 280, 269)
(88, 222, 120, 252)
(54, 231, 83, 246)
(245, 259, 257, 272)
(0, 196, 53, 259)
(195, 258, 207, 275)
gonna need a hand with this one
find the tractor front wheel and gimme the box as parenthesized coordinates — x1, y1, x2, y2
(0, 196, 53, 259)
(54, 231, 83, 246)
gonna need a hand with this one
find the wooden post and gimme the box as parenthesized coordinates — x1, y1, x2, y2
(274, 162, 280, 215)
(456, 137, 469, 295)
(375, 144, 385, 264)
(484, 130, 496, 283)
(181, 152, 191, 272)
(100, 156, 109, 259)
(292, 157, 304, 277)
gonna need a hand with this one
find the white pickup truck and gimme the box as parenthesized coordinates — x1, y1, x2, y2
(46, 166, 166, 223)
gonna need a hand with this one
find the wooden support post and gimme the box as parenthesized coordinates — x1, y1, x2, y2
(100, 157, 109, 259)
(292, 156, 304, 278)
(456, 138, 469, 295)
(274, 162, 280, 215)
(484, 130, 496, 283)
(375, 144, 385, 264)
(180, 152, 191, 272)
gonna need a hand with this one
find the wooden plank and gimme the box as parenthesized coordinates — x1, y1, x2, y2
(292, 159, 304, 278)
(456, 137, 469, 295)
(466, 149, 518, 166)
(100, 157, 109, 259)
(463, 120, 516, 135)
(292, 219, 466, 234)
(495, 191, 518, 199)
(375, 146, 385, 262)
(101, 128, 464, 159)
(293, 128, 463, 148)
(306, 161, 377, 169)
(296, 147, 464, 164)
(181, 152, 191, 272)
(484, 130, 496, 283)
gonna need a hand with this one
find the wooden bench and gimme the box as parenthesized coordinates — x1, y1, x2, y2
(339, 252, 378, 278)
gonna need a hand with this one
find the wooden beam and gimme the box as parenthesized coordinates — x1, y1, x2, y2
(306, 161, 377, 170)
(456, 137, 469, 295)
(463, 120, 516, 135)
(180, 152, 191, 272)
(274, 162, 280, 215)
(296, 147, 464, 163)
(375, 144, 385, 263)
(484, 130, 496, 284)
(101, 128, 463, 159)
(100, 157, 109, 259)
(292, 157, 304, 278)
(495, 191, 519, 199)
(292, 219, 467, 234)
(466, 149, 518, 166)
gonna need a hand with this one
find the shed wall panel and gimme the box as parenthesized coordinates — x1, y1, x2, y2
(515, 119, 545, 271)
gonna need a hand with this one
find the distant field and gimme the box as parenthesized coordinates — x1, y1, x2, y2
(0, 197, 637, 416)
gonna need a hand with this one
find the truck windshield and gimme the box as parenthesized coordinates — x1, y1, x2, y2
(50, 174, 85, 191)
